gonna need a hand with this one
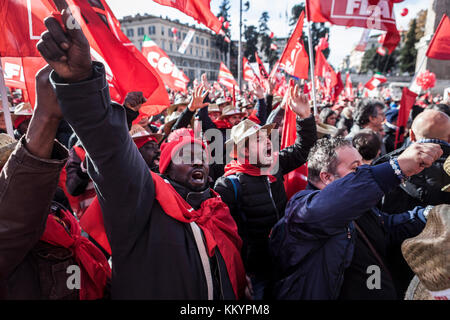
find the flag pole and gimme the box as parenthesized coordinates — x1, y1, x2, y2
(305, 3, 318, 115)
(409, 54, 427, 91)
(0, 57, 14, 137)
(238, 0, 242, 90)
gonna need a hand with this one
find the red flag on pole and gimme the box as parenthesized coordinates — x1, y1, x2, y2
(141, 35, 189, 93)
(254, 52, 269, 80)
(306, 0, 401, 53)
(364, 73, 387, 90)
(345, 72, 354, 100)
(331, 72, 344, 102)
(279, 11, 309, 80)
(243, 57, 259, 83)
(0, 0, 56, 57)
(218, 62, 239, 93)
(67, 0, 169, 114)
(281, 94, 308, 199)
(426, 14, 450, 60)
(395, 87, 417, 148)
(152, 0, 222, 34)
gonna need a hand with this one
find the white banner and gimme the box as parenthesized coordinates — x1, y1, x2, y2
(178, 29, 195, 54)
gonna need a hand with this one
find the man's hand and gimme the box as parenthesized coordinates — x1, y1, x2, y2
(250, 81, 265, 100)
(124, 91, 146, 112)
(288, 82, 311, 119)
(188, 85, 209, 111)
(397, 143, 443, 177)
(265, 76, 277, 96)
(37, 9, 92, 83)
(34, 65, 62, 121)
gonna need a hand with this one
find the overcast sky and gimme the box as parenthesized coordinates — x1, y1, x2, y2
(107, 0, 428, 67)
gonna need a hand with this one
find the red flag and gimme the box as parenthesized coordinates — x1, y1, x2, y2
(218, 62, 239, 93)
(243, 57, 259, 83)
(279, 11, 309, 80)
(1, 57, 47, 106)
(281, 94, 308, 199)
(364, 73, 387, 90)
(331, 72, 344, 102)
(395, 87, 417, 148)
(376, 46, 387, 56)
(152, 0, 222, 34)
(142, 35, 189, 92)
(355, 29, 371, 51)
(0, 0, 56, 57)
(315, 50, 337, 96)
(270, 43, 278, 51)
(426, 14, 450, 60)
(345, 72, 354, 100)
(254, 52, 269, 80)
(307, 0, 400, 53)
(67, 0, 169, 114)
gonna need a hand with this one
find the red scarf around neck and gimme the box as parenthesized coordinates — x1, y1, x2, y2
(213, 119, 232, 129)
(40, 208, 111, 300)
(80, 172, 246, 299)
(224, 159, 277, 182)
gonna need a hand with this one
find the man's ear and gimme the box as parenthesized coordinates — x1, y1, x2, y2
(319, 171, 333, 186)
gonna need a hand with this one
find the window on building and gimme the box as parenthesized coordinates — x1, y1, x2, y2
(138, 27, 144, 36)
(170, 42, 173, 52)
(196, 48, 198, 56)
(190, 47, 193, 55)
(207, 51, 210, 58)
(196, 37, 199, 44)
(126, 28, 134, 37)
(161, 27, 165, 36)
(201, 38, 204, 45)
(148, 26, 156, 35)
(183, 33, 186, 40)
(201, 49, 204, 57)
(162, 41, 165, 50)
(169, 29, 173, 37)
(206, 39, 209, 46)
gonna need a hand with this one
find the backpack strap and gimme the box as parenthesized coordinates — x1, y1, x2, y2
(226, 174, 247, 223)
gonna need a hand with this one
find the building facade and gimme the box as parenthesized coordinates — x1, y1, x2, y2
(120, 13, 224, 83)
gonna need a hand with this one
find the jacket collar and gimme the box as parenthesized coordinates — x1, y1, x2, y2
(161, 175, 211, 210)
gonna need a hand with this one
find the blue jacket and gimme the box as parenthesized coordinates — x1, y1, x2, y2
(269, 163, 427, 300)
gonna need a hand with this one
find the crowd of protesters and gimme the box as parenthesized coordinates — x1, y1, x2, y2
(0, 9, 449, 301)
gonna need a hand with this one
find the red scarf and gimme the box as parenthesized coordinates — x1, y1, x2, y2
(213, 119, 232, 129)
(224, 159, 277, 182)
(80, 172, 246, 299)
(40, 208, 111, 300)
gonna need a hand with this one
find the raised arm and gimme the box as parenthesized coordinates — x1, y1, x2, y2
(38, 10, 155, 253)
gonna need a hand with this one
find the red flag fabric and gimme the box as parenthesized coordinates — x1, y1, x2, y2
(255, 52, 269, 80)
(376, 46, 387, 56)
(279, 11, 309, 79)
(364, 73, 387, 90)
(141, 35, 189, 92)
(243, 57, 259, 83)
(1, 57, 47, 106)
(218, 62, 239, 93)
(331, 72, 344, 102)
(153, 0, 222, 34)
(426, 14, 450, 60)
(307, 0, 400, 53)
(315, 50, 338, 97)
(355, 29, 371, 51)
(0, 0, 56, 57)
(67, 0, 169, 114)
(281, 98, 308, 199)
(345, 72, 354, 100)
(395, 87, 417, 148)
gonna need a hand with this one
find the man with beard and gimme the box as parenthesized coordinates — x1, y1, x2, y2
(214, 84, 317, 299)
(38, 10, 246, 299)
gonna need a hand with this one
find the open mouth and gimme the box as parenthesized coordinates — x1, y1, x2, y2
(191, 170, 205, 183)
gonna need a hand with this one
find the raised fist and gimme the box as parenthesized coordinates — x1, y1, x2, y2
(397, 143, 443, 177)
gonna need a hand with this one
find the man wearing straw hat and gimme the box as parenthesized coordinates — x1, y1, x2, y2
(215, 84, 317, 299)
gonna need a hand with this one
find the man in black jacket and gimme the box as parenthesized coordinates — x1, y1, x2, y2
(214, 84, 317, 299)
(38, 10, 246, 300)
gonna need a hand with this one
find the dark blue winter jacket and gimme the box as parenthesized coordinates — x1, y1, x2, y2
(269, 162, 427, 300)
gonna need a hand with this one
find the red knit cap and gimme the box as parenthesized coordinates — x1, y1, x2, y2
(159, 136, 207, 174)
(133, 136, 157, 149)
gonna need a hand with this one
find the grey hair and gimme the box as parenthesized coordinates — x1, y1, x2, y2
(307, 137, 352, 183)
(354, 99, 385, 127)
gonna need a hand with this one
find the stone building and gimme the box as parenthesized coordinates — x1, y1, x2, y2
(120, 13, 224, 82)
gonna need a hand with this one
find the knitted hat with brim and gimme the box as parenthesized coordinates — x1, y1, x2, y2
(0, 134, 17, 168)
(401, 204, 450, 299)
(159, 136, 207, 174)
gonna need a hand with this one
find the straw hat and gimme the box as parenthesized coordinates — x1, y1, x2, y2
(225, 119, 275, 155)
(167, 96, 190, 115)
(161, 111, 194, 136)
(402, 204, 450, 300)
(215, 97, 229, 106)
(240, 99, 253, 108)
(129, 124, 163, 143)
(14, 102, 33, 116)
(0, 134, 17, 168)
(219, 105, 246, 120)
(272, 96, 283, 107)
(442, 156, 450, 192)
(208, 104, 221, 113)
(316, 122, 338, 138)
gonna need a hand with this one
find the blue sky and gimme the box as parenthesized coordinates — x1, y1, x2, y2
(107, 0, 428, 67)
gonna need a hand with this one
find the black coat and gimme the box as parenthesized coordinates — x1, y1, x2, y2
(214, 116, 317, 275)
(52, 63, 235, 300)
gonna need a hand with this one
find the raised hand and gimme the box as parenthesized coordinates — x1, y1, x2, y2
(37, 9, 92, 83)
(188, 85, 209, 111)
(249, 81, 265, 100)
(34, 65, 62, 121)
(397, 143, 443, 177)
(265, 76, 277, 96)
(124, 91, 147, 112)
(288, 82, 311, 119)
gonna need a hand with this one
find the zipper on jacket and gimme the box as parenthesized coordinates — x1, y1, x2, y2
(215, 254, 225, 299)
(332, 226, 354, 299)
(265, 177, 281, 220)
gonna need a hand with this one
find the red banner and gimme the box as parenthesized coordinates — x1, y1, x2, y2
(395, 87, 417, 148)
(255, 52, 269, 80)
(426, 14, 450, 60)
(142, 36, 189, 92)
(279, 11, 309, 80)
